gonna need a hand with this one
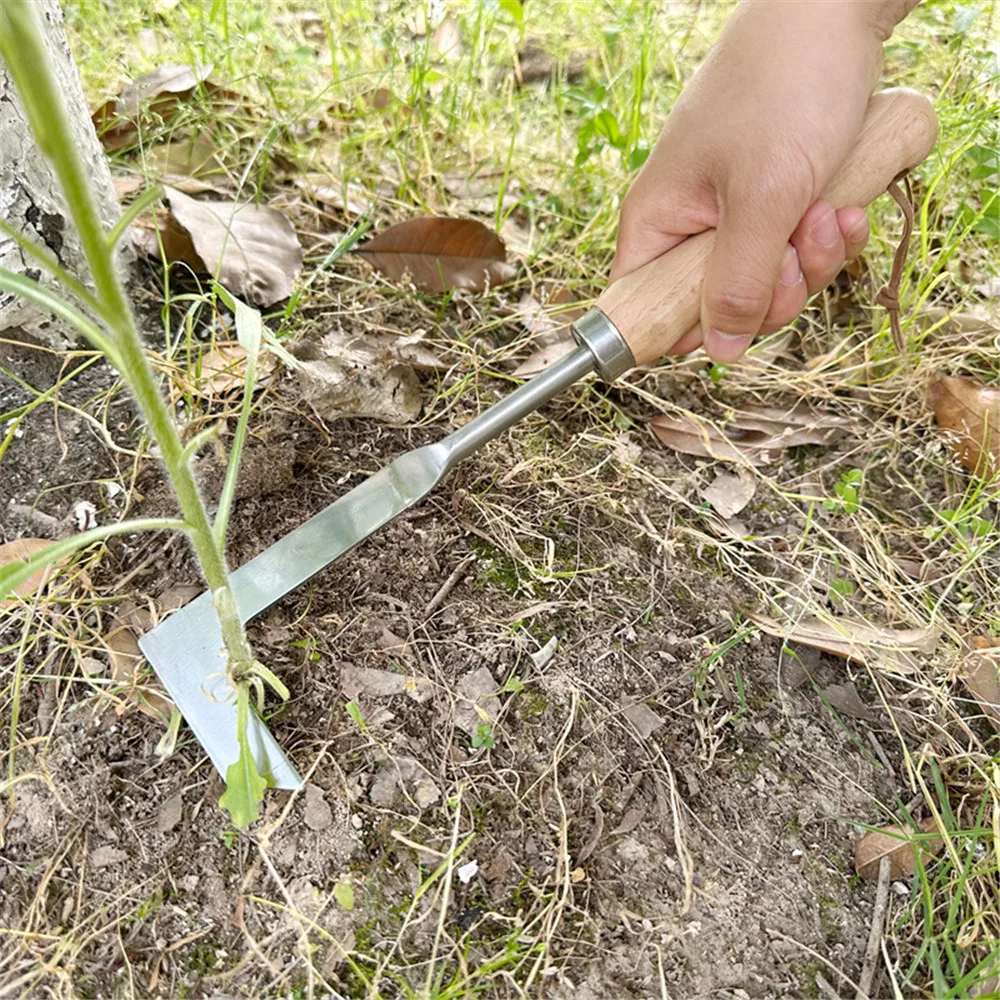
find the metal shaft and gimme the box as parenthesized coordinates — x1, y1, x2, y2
(442, 346, 596, 467)
(440, 306, 635, 468)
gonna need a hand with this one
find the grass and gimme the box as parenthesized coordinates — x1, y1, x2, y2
(1, 0, 998, 997)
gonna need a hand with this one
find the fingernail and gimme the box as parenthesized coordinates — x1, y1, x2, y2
(707, 328, 753, 361)
(810, 207, 840, 248)
(778, 246, 803, 287)
(847, 216, 869, 242)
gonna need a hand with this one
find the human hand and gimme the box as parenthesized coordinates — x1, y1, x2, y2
(611, 1, 912, 363)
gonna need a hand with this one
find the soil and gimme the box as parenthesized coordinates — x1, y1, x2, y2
(1, 332, 923, 999)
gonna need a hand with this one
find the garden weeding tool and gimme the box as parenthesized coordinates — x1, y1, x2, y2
(139, 89, 938, 789)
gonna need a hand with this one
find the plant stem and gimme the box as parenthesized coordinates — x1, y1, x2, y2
(0, 0, 254, 678)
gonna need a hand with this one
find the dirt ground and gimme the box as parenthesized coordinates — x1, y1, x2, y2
(1, 317, 934, 999)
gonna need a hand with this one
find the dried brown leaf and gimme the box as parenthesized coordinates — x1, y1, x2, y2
(700, 471, 757, 519)
(92, 63, 222, 150)
(296, 174, 372, 217)
(144, 136, 223, 181)
(355, 217, 514, 294)
(961, 637, 1000, 730)
(927, 374, 1000, 478)
(157, 793, 184, 833)
(651, 402, 852, 467)
(0, 538, 58, 606)
(821, 681, 876, 721)
(132, 187, 302, 306)
(340, 665, 433, 704)
(293, 330, 429, 423)
(430, 17, 462, 62)
(513, 287, 587, 376)
(180, 341, 276, 398)
(747, 612, 940, 675)
(620, 697, 665, 740)
(101, 626, 172, 723)
(855, 818, 942, 880)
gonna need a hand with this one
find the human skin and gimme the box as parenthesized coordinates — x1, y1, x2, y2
(611, 0, 922, 363)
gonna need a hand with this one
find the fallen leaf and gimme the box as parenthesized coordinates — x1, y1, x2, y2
(92, 63, 231, 150)
(0, 538, 58, 607)
(355, 217, 514, 294)
(340, 665, 434, 704)
(113, 174, 144, 199)
(144, 136, 223, 182)
(156, 584, 202, 614)
(610, 805, 648, 837)
(748, 613, 940, 675)
(651, 402, 852, 467)
(961, 637, 1000, 730)
(513, 287, 587, 376)
(927, 374, 1000, 478)
(414, 778, 440, 809)
(132, 187, 302, 307)
(157, 793, 184, 833)
(821, 681, 876, 721)
(296, 174, 372, 217)
(453, 666, 501, 735)
(303, 784, 334, 831)
(90, 845, 129, 868)
(430, 17, 462, 62)
(855, 818, 943, 880)
(185, 341, 276, 398)
(620, 696, 665, 740)
(101, 626, 172, 723)
(700, 470, 757, 519)
(293, 329, 427, 423)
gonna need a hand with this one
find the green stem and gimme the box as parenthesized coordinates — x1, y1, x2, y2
(0, 1, 255, 680)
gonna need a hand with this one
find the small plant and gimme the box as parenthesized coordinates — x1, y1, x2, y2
(924, 507, 996, 553)
(824, 468, 864, 515)
(0, 0, 278, 826)
(471, 722, 495, 749)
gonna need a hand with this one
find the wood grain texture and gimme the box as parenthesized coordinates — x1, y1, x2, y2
(596, 88, 939, 368)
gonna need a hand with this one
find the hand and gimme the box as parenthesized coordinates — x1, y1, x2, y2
(611, 1, 904, 363)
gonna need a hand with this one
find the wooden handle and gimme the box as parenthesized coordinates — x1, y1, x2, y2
(596, 88, 939, 368)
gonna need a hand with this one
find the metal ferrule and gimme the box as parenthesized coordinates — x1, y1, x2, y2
(572, 307, 634, 381)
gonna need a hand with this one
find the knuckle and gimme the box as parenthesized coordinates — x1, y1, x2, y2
(709, 281, 771, 323)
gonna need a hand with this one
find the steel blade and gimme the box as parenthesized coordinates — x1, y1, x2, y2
(138, 442, 450, 786)
(136, 344, 603, 786)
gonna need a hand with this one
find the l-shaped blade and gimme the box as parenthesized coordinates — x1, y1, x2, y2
(138, 344, 606, 786)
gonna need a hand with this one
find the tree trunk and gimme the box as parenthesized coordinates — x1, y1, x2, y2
(0, 0, 126, 350)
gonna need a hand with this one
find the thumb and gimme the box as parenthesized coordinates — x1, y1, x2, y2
(701, 198, 801, 363)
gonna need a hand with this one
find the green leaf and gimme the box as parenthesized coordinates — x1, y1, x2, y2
(592, 109, 623, 148)
(248, 660, 290, 701)
(333, 881, 355, 911)
(218, 685, 271, 827)
(219, 743, 268, 827)
(953, 5, 981, 34)
(497, 0, 524, 31)
(628, 144, 650, 171)
(346, 700, 367, 730)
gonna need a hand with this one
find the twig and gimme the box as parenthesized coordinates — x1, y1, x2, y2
(856, 855, 892, 1000)
(816, 971, 842, 1000)
(424, 555, 474, 616)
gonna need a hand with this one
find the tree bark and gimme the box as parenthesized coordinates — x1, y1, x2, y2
(0, 0, 126, 349)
